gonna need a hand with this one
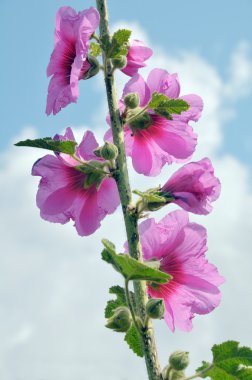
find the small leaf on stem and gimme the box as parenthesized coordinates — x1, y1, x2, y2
(149, 92, 189, 120)
(15, 138, 77, 155)
(125, 325, 144, 358)
(101, 240, 171, 283)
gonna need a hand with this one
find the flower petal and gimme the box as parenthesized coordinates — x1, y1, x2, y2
(74, 190, 104, 236)
(46, 74, 77, 115)
(131, 133, 153, 175)
(147, 68, 180, 98)
(176, 94, 203, 122)
(97, 178, 120, 214)
(77, 130, 99, 161)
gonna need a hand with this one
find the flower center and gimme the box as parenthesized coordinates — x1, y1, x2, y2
(62, 42, 76, 82)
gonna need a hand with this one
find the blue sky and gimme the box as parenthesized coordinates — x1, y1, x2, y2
(1, 1, 252, 379)
(1, 0, 252, 165)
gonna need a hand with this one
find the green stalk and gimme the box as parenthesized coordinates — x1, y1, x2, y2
(96, 0, 161, 378)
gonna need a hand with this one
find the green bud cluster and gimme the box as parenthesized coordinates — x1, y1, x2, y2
(93, 142, 118, 161)
(146, 298, 165, 319)
(162, 366, 186, 380)
(101, 142, 118, 160)
(124, 93, 140, 109)
(169, 369, 186, 380)
(106, 306, 132, 332)
(112, 55, 127, 69)
(169, 351, 190, 371)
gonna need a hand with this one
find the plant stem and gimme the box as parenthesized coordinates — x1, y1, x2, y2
(125, 280, 141, 333)
(96, 0, 161, 378)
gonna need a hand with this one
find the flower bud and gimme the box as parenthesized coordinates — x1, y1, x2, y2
(101, 142, 118, 160)
(124, 93, 140, 109)
(146, 298, 165, 319)
(112, 55, 127, 69)
(106, 306, 132, 332)
(82, 56, 100, 79)
(170, 369, 186, 380)
(127, 108, 153, 131)
(169, 351, 189, 371)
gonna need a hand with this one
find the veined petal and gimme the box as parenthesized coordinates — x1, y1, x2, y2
(77, 130, 99, 161)
(147, 68, 180, 98)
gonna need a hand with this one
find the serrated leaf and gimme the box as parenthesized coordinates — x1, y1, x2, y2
(105, 285, 136, 318)
(89, 42, 102, 57)
(105, 285, 126, 318)
(124, 325, 144, 358)
(15, 138, 77, 155)
(196, 341, 252, 379)
(149, 92, 189, 119)
(101, 29, 131, 58)
(101, 241, 171, 283)
(112, 29, 131, 46)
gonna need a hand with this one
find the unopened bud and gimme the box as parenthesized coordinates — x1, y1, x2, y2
(112, 55, 127, 69)
(146, 298, 165, 319)
(127, 108, 153, 131)
(106, 307, 132, 332)
(101, 142, 118, 160)
(82, 55, 100, 80)
(169, 351, 189, 371)
(124, 93, 140, 109)
(170, 369, 186, 380)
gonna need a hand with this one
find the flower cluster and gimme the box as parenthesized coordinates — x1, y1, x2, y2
(31, 5, 223, 332)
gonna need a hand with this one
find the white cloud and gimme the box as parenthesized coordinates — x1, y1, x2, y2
(1, 24, 252, 380)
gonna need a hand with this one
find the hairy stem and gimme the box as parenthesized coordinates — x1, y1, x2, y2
(125, 280, 141, 333)
(96, 0, 161, 378)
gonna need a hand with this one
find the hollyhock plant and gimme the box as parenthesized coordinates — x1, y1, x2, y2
(138, 210, 224, 332)
(121, 39, 153, 77)
(105, 68, 203, 176)
(161, 158, 221, 214)
(46, 6, 100, 115)
(32, 128, 120, 236)
(17, 1, 250, 378)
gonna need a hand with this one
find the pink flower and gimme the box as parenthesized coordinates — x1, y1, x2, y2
(121, 40, 153, 77)
(46, 6, 100, 115)
(162, 158, 221, 215)
(138, 210, 224, 332)
(105, 68, 203, 176)
(32, 128, 120, 236)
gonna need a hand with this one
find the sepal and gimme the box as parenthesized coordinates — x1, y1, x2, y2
(82, 56, 100, 79)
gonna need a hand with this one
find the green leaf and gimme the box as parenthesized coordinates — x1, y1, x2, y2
(149, 92, 190, 120)
(196, 341, 252, 379)
(89, 42, 102, 57)
(105, 285, 136, 318)
(101, 29, 131, 58)
(124, 325, 144, 358)
(101, 239, 171, 283)
(105, 285, 126, 318)
(15, 138, 77, 155)
(112, 29, 131, 47)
